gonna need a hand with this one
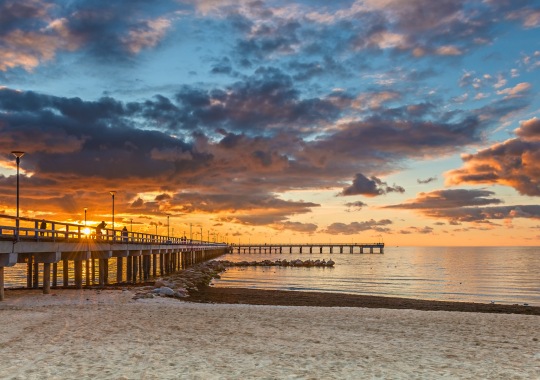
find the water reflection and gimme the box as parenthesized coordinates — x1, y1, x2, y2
(214, 246, 540, 305)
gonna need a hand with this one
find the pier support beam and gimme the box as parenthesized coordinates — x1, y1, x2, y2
(127, 256, 132, 283)
(43, 262, 51, 294)
(74, 260, 83, 289)
(0, 267, 4, 301)
(33, 261, 39, 289)
(63, 259, 69, 287)
(52, 263, 58, 288)
(116, 257, 123, 284)
(27, 256, 33, 288)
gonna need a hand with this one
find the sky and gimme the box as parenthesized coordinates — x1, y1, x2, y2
(0, 0, 539, 246)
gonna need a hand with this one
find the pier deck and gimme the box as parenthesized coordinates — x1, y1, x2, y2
(0, 215, 229, 300)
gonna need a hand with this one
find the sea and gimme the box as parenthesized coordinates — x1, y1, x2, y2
(213, 246, 540, 306)
(3, 246, 539, 306)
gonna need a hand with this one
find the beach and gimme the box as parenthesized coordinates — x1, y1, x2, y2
(0, 288, 538, 379)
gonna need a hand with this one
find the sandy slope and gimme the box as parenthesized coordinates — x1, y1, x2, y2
(0, 289, 538, 379)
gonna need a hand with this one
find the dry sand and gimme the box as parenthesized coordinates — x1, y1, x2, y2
(0, 288, 538, 379)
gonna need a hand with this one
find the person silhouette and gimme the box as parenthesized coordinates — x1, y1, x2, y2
(96, 221, 107, 238)
(121, 226, 128, 242)
(39, 220, 46, 237)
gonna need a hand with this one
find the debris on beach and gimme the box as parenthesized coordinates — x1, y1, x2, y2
(132, 259, 334, 300)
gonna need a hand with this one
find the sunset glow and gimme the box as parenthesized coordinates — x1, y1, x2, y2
(1, 0, 539, 246)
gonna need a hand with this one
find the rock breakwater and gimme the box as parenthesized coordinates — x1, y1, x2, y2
(219, 258, 335, 268)
(133, 258, 334, 300)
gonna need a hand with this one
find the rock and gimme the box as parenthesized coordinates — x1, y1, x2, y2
(157, 286, 176, 296)
(154, 280, 166, 288)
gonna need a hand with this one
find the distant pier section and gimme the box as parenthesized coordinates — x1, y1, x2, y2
(233, 242, 384, 254)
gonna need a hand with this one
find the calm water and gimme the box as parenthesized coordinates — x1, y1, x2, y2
(4, 246, 539, 305)
(214, 246, 540, 305)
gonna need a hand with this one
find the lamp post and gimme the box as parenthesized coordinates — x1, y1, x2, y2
(167, 215, 170, 240)
(109, 191, 116, 238)
(11, 151, 25, 241)
(84, 208, 87, 226)
(130, 219, 133, 233)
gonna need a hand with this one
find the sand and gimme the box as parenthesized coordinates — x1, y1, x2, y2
(0, 289, 538, 379)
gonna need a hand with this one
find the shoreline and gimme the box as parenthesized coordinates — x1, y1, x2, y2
(3, 285, 539, 315)
(186, 286, 540, 315)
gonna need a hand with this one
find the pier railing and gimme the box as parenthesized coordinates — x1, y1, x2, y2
(0, 214, 220, 245)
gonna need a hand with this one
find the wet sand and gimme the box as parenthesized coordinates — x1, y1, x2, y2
(187, 286, 540, 315)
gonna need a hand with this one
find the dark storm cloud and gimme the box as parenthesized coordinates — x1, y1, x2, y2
(323, 219, 393, 235)
(305, 113, 486, 176)
(340, 173, 405, 197)
(170, 67, 340, 133)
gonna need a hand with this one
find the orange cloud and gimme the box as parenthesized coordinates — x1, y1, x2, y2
(445, 118, 540, 196)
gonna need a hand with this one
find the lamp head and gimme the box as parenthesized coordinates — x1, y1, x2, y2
(109, 191, 117, 196)
(11, 151, 25, 158)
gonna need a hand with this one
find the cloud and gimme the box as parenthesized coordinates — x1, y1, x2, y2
(496, 82, 531, 98)
(121, 17, 172, 54)
(340, 173, 405, 197)
(0, 0, 180, 71)
(385, 188, 540, 223)
(446, 118, 540, 196)
(417, 176, 437, 184)
(385, 189, 502, 210)
(0, 3, 80, 72)
(323, 219, 393, 235)
(273, 221, 318, 233)
(344, 201, 368, 212)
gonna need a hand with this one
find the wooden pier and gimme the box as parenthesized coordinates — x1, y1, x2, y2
(0, 215, 229, 301)
(233, 243, 384, 254)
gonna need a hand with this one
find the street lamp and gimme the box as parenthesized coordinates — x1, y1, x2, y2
(167, 215, 170, 240)
(84, 208, 87, 226)
(130, 219, 133, 233)
(109, 191, 116, 236)
(11, 151, 25, 240)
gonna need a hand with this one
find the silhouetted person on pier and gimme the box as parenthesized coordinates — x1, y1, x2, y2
(39, 220, 46, 237)
(96, 221, 106, 239)
(121, 226, 128, 242)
